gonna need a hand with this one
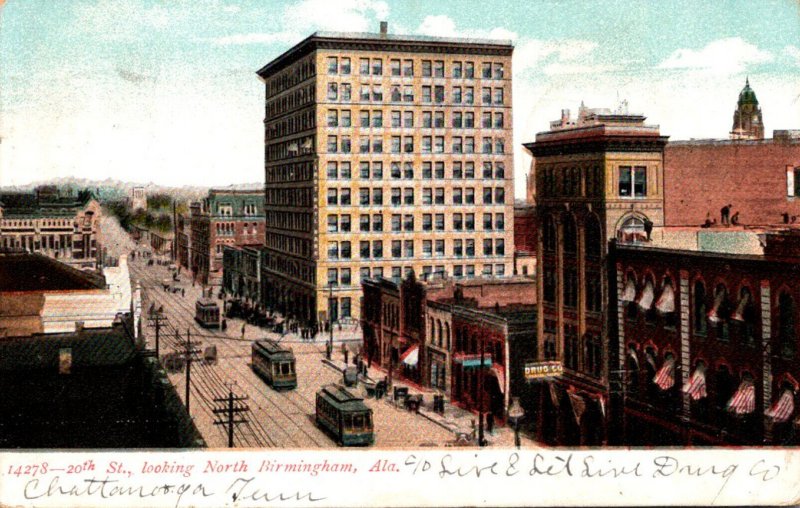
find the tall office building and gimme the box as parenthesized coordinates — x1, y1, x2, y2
(523, 103, 668, 445)
(256, 23, 514, 324)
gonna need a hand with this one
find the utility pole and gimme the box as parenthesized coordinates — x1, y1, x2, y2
(213, 384, 249, 448)
(155, 314, 160, 358)
(479, 326, 486, 447)
(327, 284, 334, 360)
(186, 329, 191, 416)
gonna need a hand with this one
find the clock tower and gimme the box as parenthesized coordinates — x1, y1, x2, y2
(730, 78, 764, 140)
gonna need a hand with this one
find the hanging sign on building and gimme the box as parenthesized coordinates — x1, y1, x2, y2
(524, 360, 563, 380)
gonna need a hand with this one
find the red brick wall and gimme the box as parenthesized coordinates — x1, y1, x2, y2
(514, 206, 537, 253)
(664, 141, 800, 227)
(458, 279, 537, 306)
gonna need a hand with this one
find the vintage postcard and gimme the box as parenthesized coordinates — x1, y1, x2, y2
(1, 0, 799, 506)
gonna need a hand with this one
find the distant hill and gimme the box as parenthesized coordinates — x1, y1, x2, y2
(0, 177, 263, 203)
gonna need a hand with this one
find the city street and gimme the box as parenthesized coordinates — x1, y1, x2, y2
(129, 257, 453, 448)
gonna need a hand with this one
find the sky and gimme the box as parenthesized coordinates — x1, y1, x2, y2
(1, 0, 799, 196)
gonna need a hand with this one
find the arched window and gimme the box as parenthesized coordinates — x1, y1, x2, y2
(445, 322, 451, 350)
(732, 287, 756, 346)
(709, 284, 730, 341)
(617, 216, 647, 243)
(584, 215, 602, 259)
(694, 280, 707, 335)
(564, 325, 578, 371)
(779, 292, 796, 358)
(563, 214, 577, 255)
(543, 215, 557, 253)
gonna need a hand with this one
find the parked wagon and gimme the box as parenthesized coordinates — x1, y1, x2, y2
(343, 366, 359, 387)
(194, 298, 221, 328)
(251, 339, 296, 390)
(315, 384, 374, 446)
(203, 345, 218, 365)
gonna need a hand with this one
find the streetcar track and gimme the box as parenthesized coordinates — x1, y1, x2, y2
(133, 260, 325, 447)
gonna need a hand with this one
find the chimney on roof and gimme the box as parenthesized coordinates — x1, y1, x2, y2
(380, 21, 388, 37)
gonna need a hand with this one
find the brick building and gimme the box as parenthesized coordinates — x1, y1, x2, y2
(523, 103, 668, 445)
(361, 274, 536, 421)
(664, 137, 800, 228)
(610, 228, 800, 445)
(184, 189, 265, 285)
(513, 202, 537, 277)
(222, 244, 264, 306)
(0, 251, 201, 448)
(0, 186, 101, 271)
(257, 24, 515, 325)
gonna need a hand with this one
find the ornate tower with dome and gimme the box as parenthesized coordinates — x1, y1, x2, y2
(730, 78, 764, 140)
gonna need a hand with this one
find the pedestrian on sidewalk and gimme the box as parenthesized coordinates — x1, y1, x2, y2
(241, 323, 246, 339)
(487, 412, 495, 435)
(181, 288, 185, 297)
(344, 348, 349, 365)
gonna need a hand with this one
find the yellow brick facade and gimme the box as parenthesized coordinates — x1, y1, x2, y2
(260, 32, 514, 324)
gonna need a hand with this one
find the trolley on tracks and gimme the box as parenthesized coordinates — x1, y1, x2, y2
(194, 298, 221, 328)
(315, 384, 374, 446)
(251, 339, 297, 390)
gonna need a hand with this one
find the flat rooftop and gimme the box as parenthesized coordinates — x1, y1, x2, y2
(618, 225, 800, 257)
(0, 252, 103, 292)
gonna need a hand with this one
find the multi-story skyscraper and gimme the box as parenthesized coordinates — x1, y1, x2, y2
(523, 103, 668, 445)
(256, 23, 514, 324)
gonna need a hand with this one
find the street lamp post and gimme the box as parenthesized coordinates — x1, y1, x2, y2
(508, 396, 525, 449)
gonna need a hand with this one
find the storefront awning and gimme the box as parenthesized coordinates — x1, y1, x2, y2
(401, 345, 419, 367)
(765, 389, 795, 423)
(682, 365, 707, 400)
(637, 281, 655, 311)
(727, 380, 756, 415)
(731, 291, 750, 322)
(549, 383, 560, 407)
(707, 289, 727, 323)
(655, 283, 675, 314)
(654, 357, 675, 390)
(620, 277, 636, 302)
(568, 391, 587, 424)
(453, 353, 492, 368)
(488, 365, 505, 393)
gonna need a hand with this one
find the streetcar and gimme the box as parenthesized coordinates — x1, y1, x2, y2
(194, 298, 221, 329)
(315, 384, 374, 446)
(251, 339, 297, 390)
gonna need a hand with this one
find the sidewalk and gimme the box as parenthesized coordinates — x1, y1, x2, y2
(321, 354, 537, 448)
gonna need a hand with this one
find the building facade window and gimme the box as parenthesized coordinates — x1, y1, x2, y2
(619, 166, 647, 197)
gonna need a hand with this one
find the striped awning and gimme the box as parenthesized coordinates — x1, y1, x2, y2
(731, 291, 751, 322)
(765, 389, 795, 423)
(654, 357, 675, 390)
(707, 289, 727, 323)
(655, 283, 675, 314)
(727, 381, 756, 415)
(682, 365, 707, 400)
(620, 277, 636, 302)
(637, 281, 655, 311)
(401, 345, 419, 367)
